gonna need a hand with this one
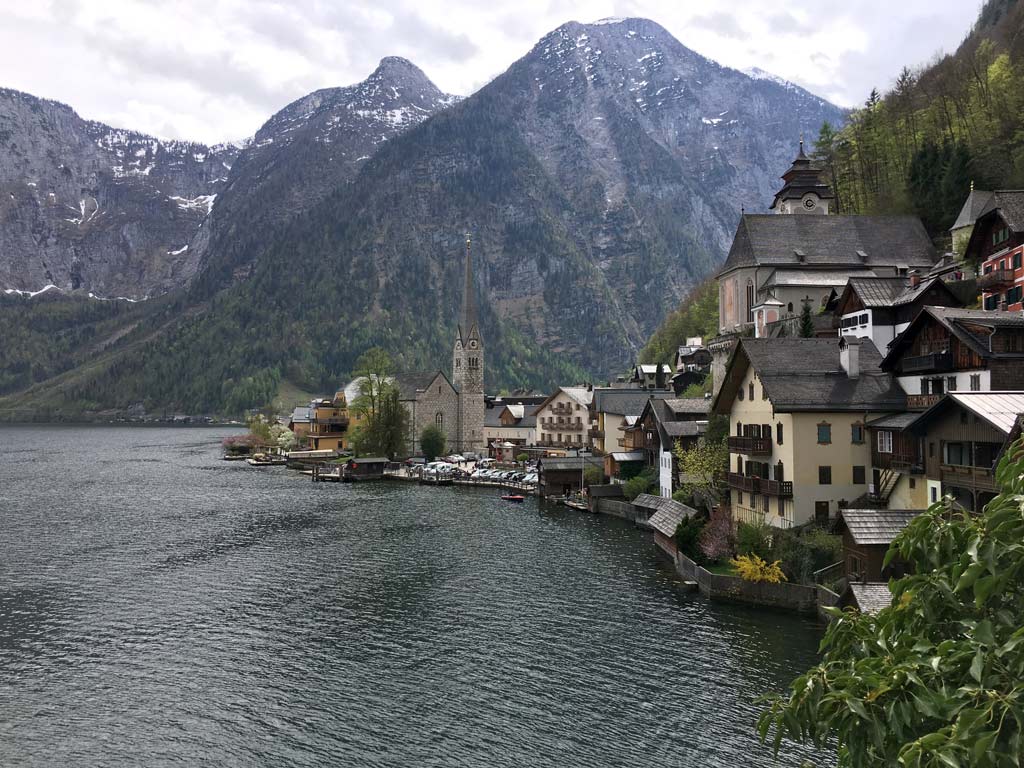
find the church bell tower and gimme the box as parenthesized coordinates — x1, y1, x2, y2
(452, 234, 485, 453)
(770, 138, 835, 215)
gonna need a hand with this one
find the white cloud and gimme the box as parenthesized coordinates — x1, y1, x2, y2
(0, 0, 983, 145)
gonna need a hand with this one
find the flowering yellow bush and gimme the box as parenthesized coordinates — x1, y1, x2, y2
(730, 554, 786, 583)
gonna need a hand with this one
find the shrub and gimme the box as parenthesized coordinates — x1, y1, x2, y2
(736, 520, 772, 559)
(675, 516, 707, 563)
(770, 527, 843, 584)
(623, 467, 657, 500)
(583, 465, 604, 487)
(671, 488, 692, 505)
(516, 452, 529, 464)
(731, 554, 786, 583)
(420, 425, 446, 461)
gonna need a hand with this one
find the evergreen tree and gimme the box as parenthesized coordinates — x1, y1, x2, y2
(420, 425, 446, 461)
(798, 300, 815, 338)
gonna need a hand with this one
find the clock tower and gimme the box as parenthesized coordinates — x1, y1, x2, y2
(770, 138, 835, 215)
(452, 235, 485, 454)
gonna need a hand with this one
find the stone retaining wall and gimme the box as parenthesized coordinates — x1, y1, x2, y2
(672, 551, 820, 615)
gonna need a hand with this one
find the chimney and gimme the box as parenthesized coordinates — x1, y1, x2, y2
(908, 269, 920, 288)
(839, 337, 860, 379)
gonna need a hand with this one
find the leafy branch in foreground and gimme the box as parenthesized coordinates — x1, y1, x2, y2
(758, 438, 1024, 766)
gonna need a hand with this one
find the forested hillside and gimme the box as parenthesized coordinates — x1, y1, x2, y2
(810, 0, 1024, 240)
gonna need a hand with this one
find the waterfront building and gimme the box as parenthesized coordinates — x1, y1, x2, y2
(713, 336, 906, 528)
(306, 391, 350, 451)
(834, 508, 916, 582)
(967, 191, 1024, 310)
(287, 405, 312, 439)
(537, 456, 604, 497)
(483, 400, 540, 456)
(589, 387, 672, 456)
(534, 387, 594, 450)
(627, 397, 710, 497)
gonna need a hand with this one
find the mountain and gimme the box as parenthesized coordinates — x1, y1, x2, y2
(0, 87, 242, 298)
(190, 56, 459, 289)
(0, 18, 845, 418)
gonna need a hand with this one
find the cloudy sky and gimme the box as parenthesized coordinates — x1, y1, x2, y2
(2, 0, 982, 145)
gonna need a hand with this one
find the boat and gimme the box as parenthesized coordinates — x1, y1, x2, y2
(501, 494, 526, 503)
(246, 453, 287, 467)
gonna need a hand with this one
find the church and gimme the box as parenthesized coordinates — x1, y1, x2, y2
(392, 236, 486, 456)
(716, 140, 939, 337)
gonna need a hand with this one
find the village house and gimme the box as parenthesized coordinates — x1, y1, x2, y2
(835, 274, 962, 354)
(965, 191, 1024, 310)
(834, 508, 916, 583)
(534, 387, 594, 450)
(879, 306, 1024, 410)
(287, 405, 312, 439)
(630, 363, 673, 390)
(625, 397, 710, 497)
(306, 392, 350, 451)
(483, 399, 540, 457)
(671, 338, 712, 394)
(713, 336, 906, 528)
(589, 388, 672, 456)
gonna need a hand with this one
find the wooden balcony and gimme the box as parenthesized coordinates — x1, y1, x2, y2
(588, 428, 605, 439)
(940, 464, 997, 491)
(726, 472, 793, 497)
(727, 435, 773, 456)
(900, 350, 953, 374)
(907, 394, 941, 410)
(872, 452, 923, 473)
(979, 268, 1015, 291)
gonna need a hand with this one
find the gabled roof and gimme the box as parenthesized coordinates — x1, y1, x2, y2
(836, 509, 919, 546)
(610, 451, 645, 462)
(289, 406, 311, 424)
(719, 214, 938, 276)
(951, 188, 994, 231)
(838, 276, 960, 312)
(963, 191, 1024, 256)
(641, 495, 697, 537)
(483, 403, 539, 429)
(882, 306, 1024, 369)
(592, 388, 670, 417)
(908, 392, 1024, 436)
(538, 456, 604, 472)
(848, 582, 893, 615)
(664, 398, 712, 416)
(394, 370, 453, 400)
(713, 338, 906, 414)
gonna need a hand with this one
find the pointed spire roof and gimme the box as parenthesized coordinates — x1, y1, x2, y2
(458, 234, 478, 342)
(770, 137, 834, 210)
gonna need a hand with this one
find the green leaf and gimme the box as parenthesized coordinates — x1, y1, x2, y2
(970, 649, 984, 684)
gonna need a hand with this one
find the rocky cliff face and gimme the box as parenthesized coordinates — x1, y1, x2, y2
(189, 56, 459, 290)
(0, 87, 242, 298)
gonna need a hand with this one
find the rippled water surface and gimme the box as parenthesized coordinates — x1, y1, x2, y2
(0, 426, 833, 766)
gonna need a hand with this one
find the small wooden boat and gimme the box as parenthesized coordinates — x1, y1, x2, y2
(246, 453, 287, 467)
(501, 494, 525, 503)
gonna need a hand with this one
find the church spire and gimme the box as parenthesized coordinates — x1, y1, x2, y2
(458, 233, 478, 342)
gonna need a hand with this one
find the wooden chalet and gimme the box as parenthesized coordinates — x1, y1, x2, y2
(834, 508, 916, 582)
(880, 307, 1024, 410)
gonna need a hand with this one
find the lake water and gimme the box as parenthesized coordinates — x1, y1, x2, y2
(0, 426, 832, 766)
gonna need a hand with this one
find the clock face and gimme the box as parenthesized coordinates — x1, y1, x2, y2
(803, 197, 816, 210)
(469, 340, 477, 349)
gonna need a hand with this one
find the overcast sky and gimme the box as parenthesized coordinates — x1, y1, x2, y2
(2, 0, 982, 145)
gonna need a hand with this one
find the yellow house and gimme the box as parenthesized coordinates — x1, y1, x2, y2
(713, 337, 906, 528)
(534, 387, 593, 449)
(307, 390, 351, 452)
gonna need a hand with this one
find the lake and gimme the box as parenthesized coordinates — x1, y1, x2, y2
(0, 426, 832, 766)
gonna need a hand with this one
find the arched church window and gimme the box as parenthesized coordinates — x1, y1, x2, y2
(436, 412, 444, 429)
(746, 280, 754, 323)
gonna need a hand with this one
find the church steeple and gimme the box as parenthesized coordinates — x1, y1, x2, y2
(770, 137, 834, 215)
(458, 234, 478, 344)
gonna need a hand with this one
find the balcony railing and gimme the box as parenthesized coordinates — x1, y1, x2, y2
(726, 472, 793, 497)
(727, 436, 773, 456)
(588, 428, 605, 439)
(907, 394, 941, 410)
(979, 268, 1015, 291)
(900, 350, 953, 374)
(872, 452, 923, 473)
(312, 416, 349, 425)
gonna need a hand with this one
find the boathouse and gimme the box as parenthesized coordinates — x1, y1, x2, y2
(343, 457, 389, 481)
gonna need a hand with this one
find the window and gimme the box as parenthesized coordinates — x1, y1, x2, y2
(929, 442, 935, 458)
(1015, 252, 1022, 269)
(852, 465, 865, 484)
(851, 424, 864, 444)
(930, 486, 938, 503)
(737, 456, 743, 473)
(947, 376, 957, 391)
(877, 430, 893, 454)
(775, 462, 784, 482)
(920, 378, 929, 395)
(778, 496, 785, 517)
(455, 359, 461, 368)
(818, 466, 832, 485)
(737, 491, 744, 505)
(738, 386, 744, 401)
(787, 302, 793, 313)
(776, 423, 783, 445)
(970, 374, 981, 391)
(748, 382, 755, 401)
(435, 412, 444, 429)
(817, 422, 831, 444)
(909, 478, 916, 489)
(746, 280, 754, 323)
(762, 424, 772, 440)
(815, 501, 830, 523)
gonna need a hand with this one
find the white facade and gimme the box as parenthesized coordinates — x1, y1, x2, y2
(773, 191, 831, 215)
(659, 449, 674, 498)
(896, 370, 991, 396)
(838, 308, 911, 354)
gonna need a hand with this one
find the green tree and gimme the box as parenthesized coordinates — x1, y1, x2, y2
(583, 465, 604, 487)
(798, 299, 815, 338)
(420, 424, 446, 461)
(673, 437, 728, 502)
(623, 467, 657, 501)
(759, 440, 1024, 766)
(349, 348, 409, 458)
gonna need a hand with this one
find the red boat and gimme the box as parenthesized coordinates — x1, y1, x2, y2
(501, 494, 525, 503)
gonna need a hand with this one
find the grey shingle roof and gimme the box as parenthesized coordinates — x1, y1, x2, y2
(592, 388, 671, 417)
(538, 457, 604, 472)
(991, 190, 1024, 232)
(665, 398, 712, 415)
(843, 276, 953, 308)
(838, 509, 919, 545)
(764, 268, 878, 288)
(952, 189, 994, 230)
(849, 582, 893, 615)
(638, 494, 696, 536)
(663, 421, 706, 437)
(718, 338, 907, 413)
(394, 371, 449, 400)
(289, 406, 311, 423)
(866, 412, 918, 430)
(719, 214, 938, 276)
(484, 403, 540, 429)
